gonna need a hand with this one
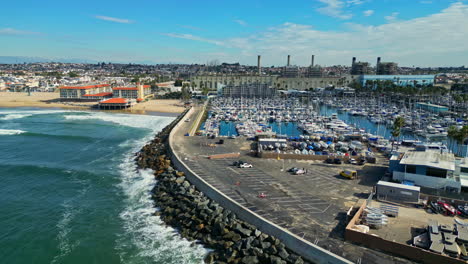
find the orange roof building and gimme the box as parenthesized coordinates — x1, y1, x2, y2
(98, 98, 134, 109)
(112, 84, 152, 101)
(59, 84, 111, 100)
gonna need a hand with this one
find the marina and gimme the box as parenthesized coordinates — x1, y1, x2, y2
(200, 97, 467, 158)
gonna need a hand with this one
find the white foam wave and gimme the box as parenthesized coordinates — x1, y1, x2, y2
(52, 178, 90, 264)
(115, 121, 207, 264)
(64, 112, 174, 132)
(0, 109, 72, 120)
(0, 114, 33, 120)
(0, 129, 26, 135)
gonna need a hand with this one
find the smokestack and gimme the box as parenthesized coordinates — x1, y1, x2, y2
(377, 57, 381, 74)
(257, 55, 261, 75)
(311, 55, 315, 67)
(287, 55, 291, 66)
(352, 57, 356, 66)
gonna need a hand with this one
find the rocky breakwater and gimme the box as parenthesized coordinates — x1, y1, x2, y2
(135, 114, 309, 264)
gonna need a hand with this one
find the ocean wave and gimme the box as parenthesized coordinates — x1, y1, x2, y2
(51, 179, 91, 264)
(0, 113, 33, 120)
(0, 110, 72, 120)
(22, 132, 98, 142)
(115, 121, 207, 264)
(0, 129, 26, 135)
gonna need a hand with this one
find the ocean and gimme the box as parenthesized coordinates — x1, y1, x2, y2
(0, 108, 207, 264)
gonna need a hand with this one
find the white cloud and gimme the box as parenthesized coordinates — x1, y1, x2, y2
(0, 28, 39, 35)
(316, 0, 364, 19)
(217, 2, 468, 66)
(347, 0, 364, 5)
(95, 15, 133, 24)
(316, 0, 353, 19)
(363, 10, 374, 16)
(162, 33, 224, 46)
(163, 2, 468, 66)
(384, 12, 399, 22)
(234, 19, 248, 26)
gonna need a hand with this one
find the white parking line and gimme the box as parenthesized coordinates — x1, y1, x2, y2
(227, 167, 241, 175)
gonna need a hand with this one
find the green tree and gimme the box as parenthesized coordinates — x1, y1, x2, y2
(181, 85, 191, 101)
(174, 79, 183, 87)
(202, 85, 209, 96)
(68, 72, 79, 78)
(391, 116, 405, 151)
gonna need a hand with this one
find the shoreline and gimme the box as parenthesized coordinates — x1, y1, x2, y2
(0, 105, 183, 118)
(0, 92, 186, 116)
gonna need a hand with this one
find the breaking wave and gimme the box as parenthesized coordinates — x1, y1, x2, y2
(0, 129, 26, 135)
(115, 121, 207, 264)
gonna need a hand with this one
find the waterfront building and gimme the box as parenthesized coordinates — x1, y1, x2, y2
(389, 151, 462, 193)
(98, 98, 136, 109)
(360, 75, 435, 87)
(59, 84, 111, 99)
(415, 102, 449, 113)
(221, 82, 276, 98)
(192, 75, 342, 91)
(112, 83, 152, 101)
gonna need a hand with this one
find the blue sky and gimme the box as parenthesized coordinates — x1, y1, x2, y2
(1, 0, 467, 66)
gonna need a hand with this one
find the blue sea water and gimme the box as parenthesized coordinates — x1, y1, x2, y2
(0, 108, 206, 264)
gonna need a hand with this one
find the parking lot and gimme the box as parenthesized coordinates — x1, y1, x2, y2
(172, 109, 414, 263)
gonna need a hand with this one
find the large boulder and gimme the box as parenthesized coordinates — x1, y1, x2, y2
(240, 256, 259, 264)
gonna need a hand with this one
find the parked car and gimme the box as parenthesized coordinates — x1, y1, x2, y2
(340, 170, 357, 179)
(458, 205, 468, 217)
(334, 158, 342, 164)
(358, 158, 366, 166)
(325, 158, 334, 164)
(217, 139, 224, 144)
(430, 201, 444, 214)
(288, 167, 300, 173)
(294, 169, 306, 175)
(348, 158, 357, 165)
(438, 201, 460, 216)
(185, 118, 190, 122)
(232, 160, 245, 166)
(239, 163, 253, 168)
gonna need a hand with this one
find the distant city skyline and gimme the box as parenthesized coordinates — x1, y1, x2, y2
(1, 0, 468, 66)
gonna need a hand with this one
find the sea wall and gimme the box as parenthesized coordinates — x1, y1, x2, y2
(135, 108, 311, 263)
(166, 108, 351, 264)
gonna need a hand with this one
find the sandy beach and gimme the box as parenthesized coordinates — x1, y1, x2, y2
(0, 92, 186, 114)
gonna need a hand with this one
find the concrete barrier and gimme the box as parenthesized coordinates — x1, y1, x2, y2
(168, 109, 352, 264)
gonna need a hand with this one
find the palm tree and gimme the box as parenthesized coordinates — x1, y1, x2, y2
(391, 116, 405, 151)
(448, 125, 459, 154)
(448, 125, 468, 156)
